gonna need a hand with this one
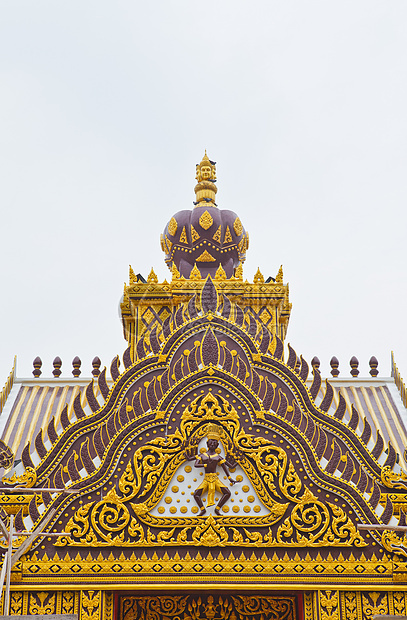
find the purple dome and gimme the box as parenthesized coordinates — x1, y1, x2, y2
(161, 154, 249, 278)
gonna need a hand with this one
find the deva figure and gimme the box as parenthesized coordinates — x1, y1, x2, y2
(190, 424, 237, 516)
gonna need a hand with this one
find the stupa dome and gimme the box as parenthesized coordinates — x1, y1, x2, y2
(161, 152, 249, 278)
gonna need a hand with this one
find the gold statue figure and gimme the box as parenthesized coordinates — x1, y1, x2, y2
(195, 151, 217, 183)
(188, 424, 236, 516)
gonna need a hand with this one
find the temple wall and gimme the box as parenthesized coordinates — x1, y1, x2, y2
(5, 590, 113, 620)
(305, 590, 407, 620)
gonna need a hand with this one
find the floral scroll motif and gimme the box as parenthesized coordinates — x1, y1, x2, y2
(361, 592, 388, 619)
(381, 529, 407, 559)
(57, 392, 365, 548)
(342, 592, 358, 620)
(381, 466, 407, 489)
(29, 592, 56, 615)
(319, 591, 339, 620)
(81, 591, 101, 620)
(120, 595, 295, 620)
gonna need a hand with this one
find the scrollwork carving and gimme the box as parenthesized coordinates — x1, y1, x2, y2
(120, 595, 295, 620)
(57, 391, 366, 548)
(381, 466, 407, 489)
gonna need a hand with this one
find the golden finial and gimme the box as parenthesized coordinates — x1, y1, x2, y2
(194, 152, 218, 208)
(129, 265, 137, 284)
(253, 268, 264, 284)
(215, 264, 227, 281)
(147, 268, 158, 283)
(171, 263, 180, 280)
(123, 282, 129, 302)
(189, 264, 202, 280)
(196, 151, 217, 183)
(276, 265, 283, 284)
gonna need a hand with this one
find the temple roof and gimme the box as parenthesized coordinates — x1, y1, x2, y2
(161, 153, 248, 278)
(1, 353, 406, 470)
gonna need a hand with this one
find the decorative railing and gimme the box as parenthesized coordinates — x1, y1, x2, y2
(0, 356, 16, 414)
(391, 351, 407, 408)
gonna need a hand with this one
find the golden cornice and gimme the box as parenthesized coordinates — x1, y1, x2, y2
(122, 270, 291, 354)
(17, 549, 394, 585)
(7, 583, 407, 591)
(0, 493, 35, 515)
(125, 279, 289, 298)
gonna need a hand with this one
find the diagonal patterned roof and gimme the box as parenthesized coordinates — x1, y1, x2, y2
(311, 377, 407, 471)
(1, 354, 407, 473)
(0, 378, 108, 463)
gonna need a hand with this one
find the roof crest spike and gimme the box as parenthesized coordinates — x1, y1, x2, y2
(253, 267, 264, 284)
(129, 265, 136, 284)
(147, 268, 158, 283)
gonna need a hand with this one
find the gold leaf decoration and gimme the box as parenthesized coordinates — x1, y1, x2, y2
(199, 210, 213, 230)
(235, 263, 243, 280)
(179, 227, 188, 244)
(212, 226, 221, 243)
(168, 217, 178, 236)
(129, 265, 137, 284)
(276, 265, 283, 283)
(190, 225, 200, 242)
(234, 217, 243, 236)
(3, 466, 36, 488)
(215, 264, 227, 280)
(196, 250, 216, 262)
(189, 264, 202, 280)
(253, 268, 264, 284)
(171, 263, 180, 279)
(147, 268, 158, 283)
(224, 226, 232, 243)
(120, 595, 295, 620)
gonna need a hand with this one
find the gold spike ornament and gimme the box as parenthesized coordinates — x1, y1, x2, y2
(189, 264, 202, 280)
(276, 265, 283, 283)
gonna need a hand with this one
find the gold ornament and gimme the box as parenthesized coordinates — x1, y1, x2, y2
(381, 466, 407, 489)
(179, 227, 188, 243)
(81, 591, 101, 620)
(189, 263, 202, 280)
(233, 217, 243, 236)
(168, 217, 178, 236)
(189, 264, 202, 280)
(199, 210, 214, 230)
(120, 595, 295, 620)
(212, 225, 222, 242)
(147, 268, 158, 283)
(190, 225, 200, 242)
(171, 264, 180, 280)
(215, 264, 227, 280)
(253, 268, 265, 284)
(195, 151, 217, 183)
(276, 265, 283, 283)
(3, 466, 36, 488)
(235, 263, 243, 280)
(196, 250, 216, 262)
(224, 226, 232, 243)
(129, 265, 137, 284)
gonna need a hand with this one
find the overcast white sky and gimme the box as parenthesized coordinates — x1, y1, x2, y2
(1, 1, 407, 385)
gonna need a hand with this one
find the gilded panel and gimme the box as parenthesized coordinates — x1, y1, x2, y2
(103, 592, 114, 620)
(340, 592, 407, 620)
(318, 590, 340, 620)
(119, 595, 296, 620)
(80, 591, 102, 620)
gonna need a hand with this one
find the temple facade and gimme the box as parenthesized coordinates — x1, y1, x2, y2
(1, 154, 407, 620)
